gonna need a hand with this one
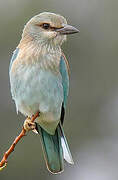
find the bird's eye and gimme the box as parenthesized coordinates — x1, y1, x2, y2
(42, 23, 50, 30)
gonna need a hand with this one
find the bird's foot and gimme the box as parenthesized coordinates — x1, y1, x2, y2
(24, 117, 36, 132)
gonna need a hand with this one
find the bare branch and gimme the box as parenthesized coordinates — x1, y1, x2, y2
(0, 112, 39, 170)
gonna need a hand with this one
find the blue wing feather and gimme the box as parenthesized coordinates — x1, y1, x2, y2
(9, 48, 19, 73)
(59, 55, 69, 108)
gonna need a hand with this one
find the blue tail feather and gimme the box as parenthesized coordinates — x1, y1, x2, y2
(36, 124, 64, 174)
(36, 123, 74, 174)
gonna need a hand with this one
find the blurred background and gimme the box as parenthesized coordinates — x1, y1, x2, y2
(0, 0, 118, 179)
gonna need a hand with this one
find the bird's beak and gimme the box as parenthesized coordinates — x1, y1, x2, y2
(55, 24, 80, 35)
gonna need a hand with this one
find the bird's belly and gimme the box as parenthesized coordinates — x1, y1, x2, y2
(10, 65, 63, 133)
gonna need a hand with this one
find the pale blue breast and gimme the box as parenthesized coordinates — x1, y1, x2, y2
(10, 62, 63, 118)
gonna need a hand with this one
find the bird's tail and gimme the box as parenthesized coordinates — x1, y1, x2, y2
(36, 123, 74, 174)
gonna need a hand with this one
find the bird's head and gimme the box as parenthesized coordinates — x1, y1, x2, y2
(22, 12, 79, 47)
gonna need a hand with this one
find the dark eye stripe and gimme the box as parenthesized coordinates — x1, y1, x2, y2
(36, 23, 63, 31)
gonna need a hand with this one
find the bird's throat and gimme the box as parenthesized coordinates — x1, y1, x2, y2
(18, 34, 62, 72)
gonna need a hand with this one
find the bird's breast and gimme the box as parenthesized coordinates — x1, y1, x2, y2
(10, 60, 63, 119)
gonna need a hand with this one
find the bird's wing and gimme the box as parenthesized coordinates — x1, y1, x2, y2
(9, 48, 19, 73)
(59, 54, 73, 164)
(59, 53, 69, 124)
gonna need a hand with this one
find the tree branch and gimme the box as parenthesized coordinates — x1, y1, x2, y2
(0, 112, 39, 170)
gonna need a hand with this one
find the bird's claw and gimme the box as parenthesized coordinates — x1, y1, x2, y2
(24, 117, 36, 131)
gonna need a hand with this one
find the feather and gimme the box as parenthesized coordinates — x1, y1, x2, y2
(36, 123, 64, 174)
(59, 123, 74, 164)
(59, 54, 69, 108)
(59, 54, 74, 164)
(9, 48, 19, 73)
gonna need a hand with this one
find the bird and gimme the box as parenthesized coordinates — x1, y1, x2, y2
(9, 12, 79, 174)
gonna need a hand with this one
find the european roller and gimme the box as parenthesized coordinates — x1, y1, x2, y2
(9, 12, 79, 174)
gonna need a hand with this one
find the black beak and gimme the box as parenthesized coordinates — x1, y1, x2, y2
(56, 24, 80, 35)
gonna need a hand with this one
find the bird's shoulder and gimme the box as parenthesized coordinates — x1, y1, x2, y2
(59, 52, 69, 108)
(60, 52, 70, 76)
(9, 48, 19, 73)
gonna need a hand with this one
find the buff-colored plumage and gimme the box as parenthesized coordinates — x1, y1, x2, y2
(9, 12, 79, 174)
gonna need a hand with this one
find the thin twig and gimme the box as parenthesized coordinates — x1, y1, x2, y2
(0, 112, 39, 170)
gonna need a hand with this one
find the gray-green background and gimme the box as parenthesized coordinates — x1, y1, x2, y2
(0, 0, 118, 179)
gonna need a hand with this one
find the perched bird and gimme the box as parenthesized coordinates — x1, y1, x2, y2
(9, 12, 79, 174)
